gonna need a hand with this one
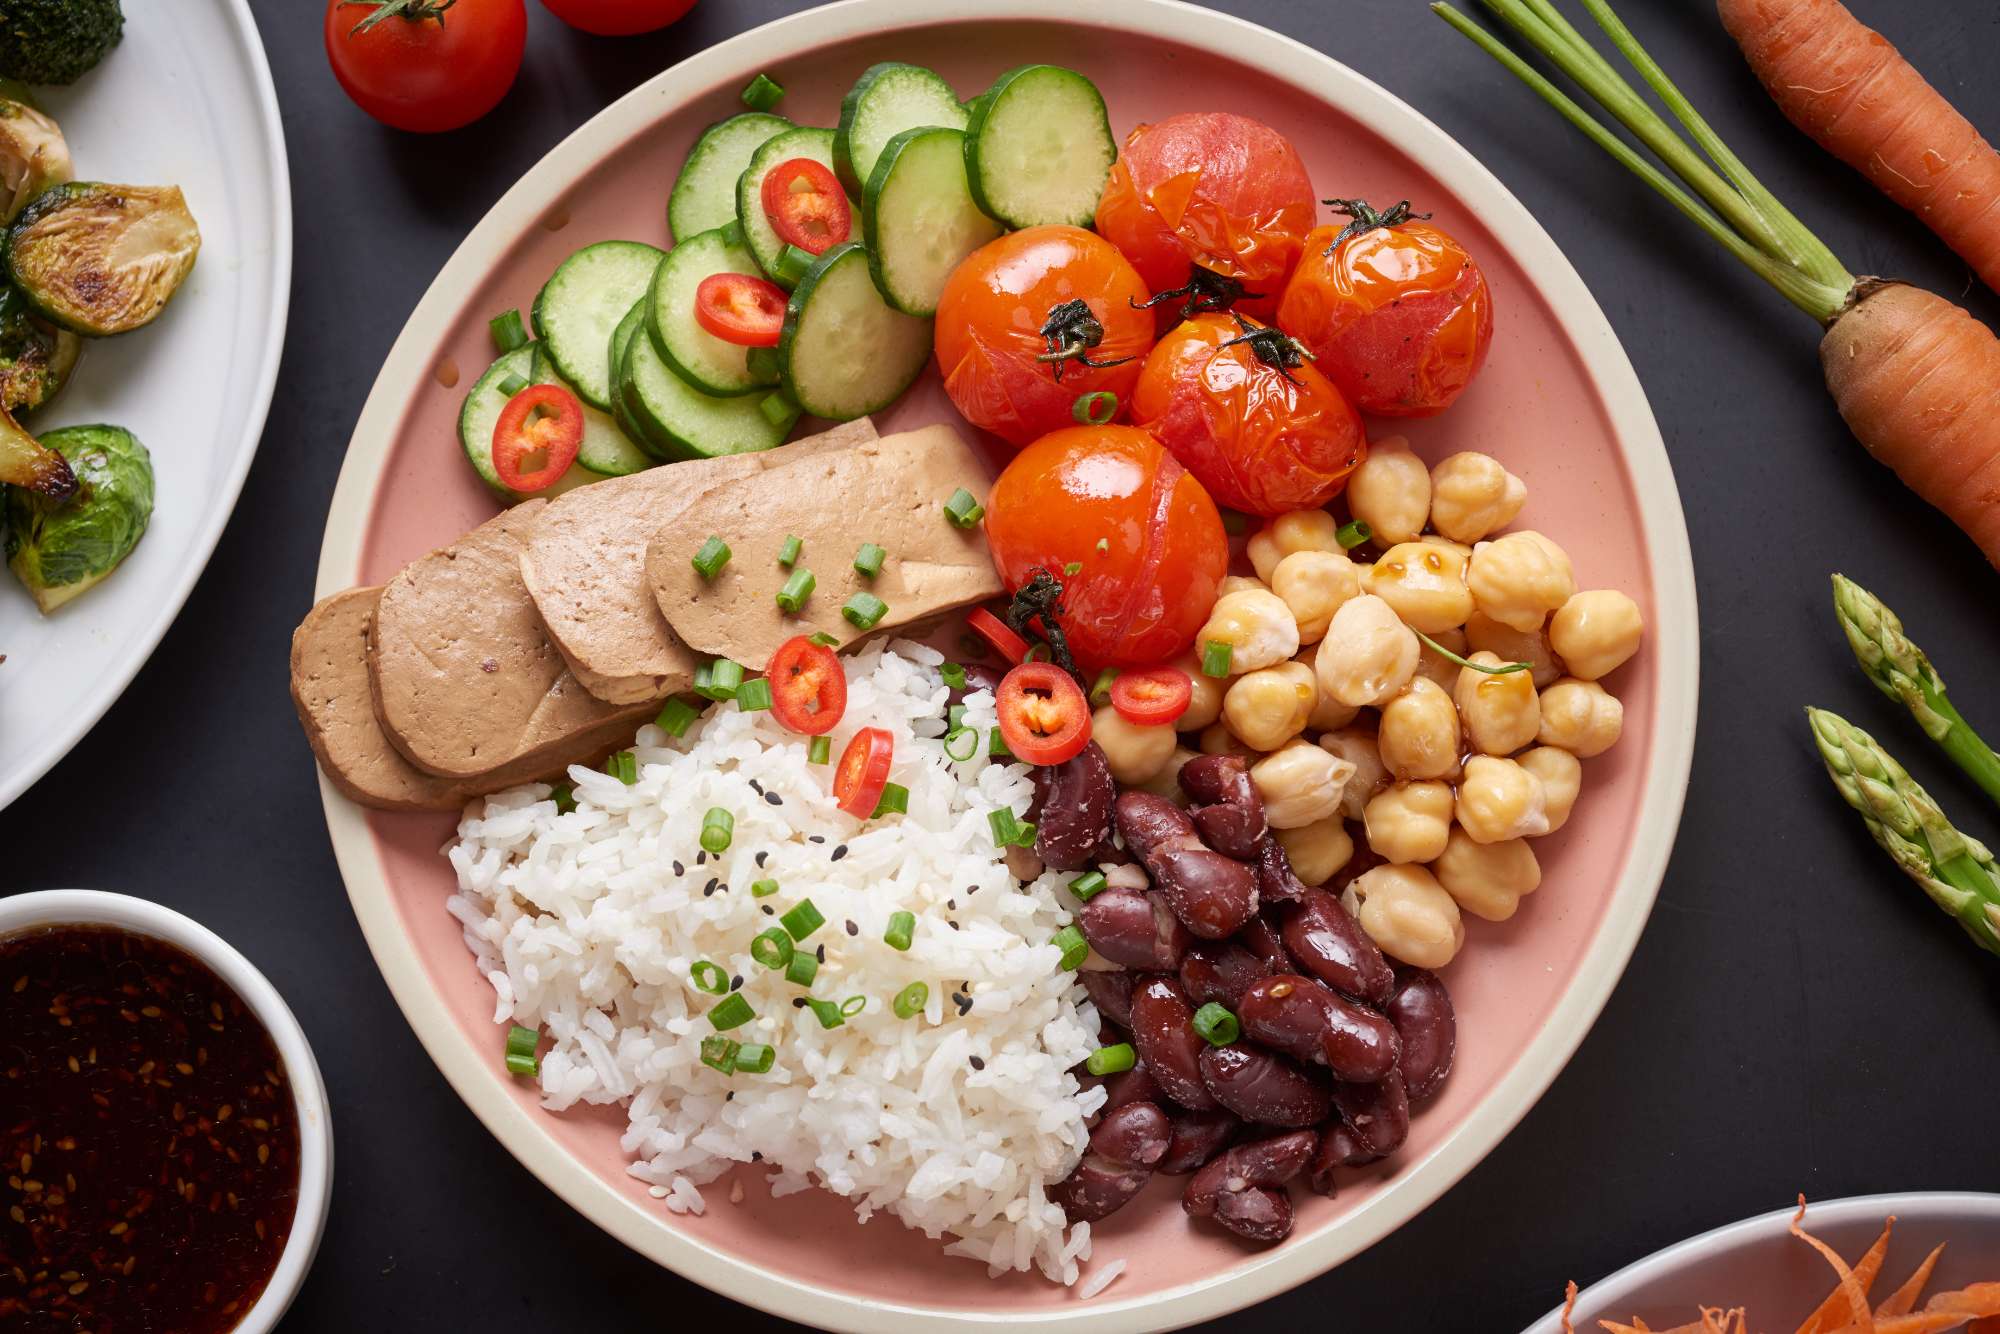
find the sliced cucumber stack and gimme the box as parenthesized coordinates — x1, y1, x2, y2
(735, 126, 845, 286)
(779, 241, 932, 421)
(531, 240, 666, 410)
(618, 311, 798, 461)
(834, 62, 967, 194)
(606, 302, 664, 459)
(458, 346, 598, 502)
(669, 111, 791, 242)
(863, 126, 1003, 317)
(964, 65, 1116, 228)
(645, 226, 780, 397)
(531, 349, 651, 478)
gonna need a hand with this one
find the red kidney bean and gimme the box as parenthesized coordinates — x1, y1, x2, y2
(1033, 742, 1117, 871)
(1254, 837, 1311, 906)
(1081, 970, 1135, 1032)
(1305, 1120, 1383, 1196)
(1332, 1069, 1410, 1158)
(1183, 1130, 1316, 1242)
(1385, 968, 1456, 1102)
(1213, 1185, 1293, 1242)
(1129, 977, 1218, 1112)
(1092, 1100, 1171, 1167)
(1239, 914, 1295, 971)
(1157, 1108, 1240, 1175)
(1236, 974, 1400, 1083)
(1115, 792, 1260, 939)
(1178, 754, 1267, 859)
(1179, 939, 1273, 1008)
(1100, 1062, 1162, 1111)
(1198, 1042, 1331, 1127)
(1278, 888, 1394, 1005)
(1051, 1101, 1171, 1224)
(1077, 888, 1189, 970)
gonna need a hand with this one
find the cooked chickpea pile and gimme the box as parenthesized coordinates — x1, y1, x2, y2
(1087, 436, 1644, 970)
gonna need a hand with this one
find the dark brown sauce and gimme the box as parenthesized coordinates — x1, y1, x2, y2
(0, 925, 300, 1333)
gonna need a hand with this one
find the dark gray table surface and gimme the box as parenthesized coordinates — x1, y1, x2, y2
(7, 0, 1999, 1329)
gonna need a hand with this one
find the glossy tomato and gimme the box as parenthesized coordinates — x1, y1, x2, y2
(935, 226, 1154, 450)
(1131, 313, 1366, 516)
(986, 425, 1227, 669)
(324, 0, 525, 134)
(539, 0, 696, 35)
(1094, 112, 1316, 318)
(1276, 200, 1494, 417)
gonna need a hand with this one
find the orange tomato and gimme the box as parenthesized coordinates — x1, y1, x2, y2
(935, 226, 1154, 450)
(1131, 314, 1366, 517)
(985, 425, 1226, 668)
(1276, 202, 1493, 417)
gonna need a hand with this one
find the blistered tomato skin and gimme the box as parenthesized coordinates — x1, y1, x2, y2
(935, 226, 1155, 450)
(986, 425, 1227, 669)
(1277, 218, 1494, 417)
(1132, 314, 1367, 517)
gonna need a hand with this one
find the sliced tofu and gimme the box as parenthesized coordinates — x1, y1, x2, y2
(645, 424, 1002, 666)
(519, 419, 878, 705)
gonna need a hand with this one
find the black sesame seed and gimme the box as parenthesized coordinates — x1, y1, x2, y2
(755, 850, 769, 867)
(703, 879, 719, 897)
(969, 1055, 985, 1071)
(727, 1091, 736, 1101)
(815, 944, 825, 962)
(948, 921, 960, 931)
(751, 1152, 762, 1162)
(731, 974, 743, 990)
(749, 778, 765, 795)
(791, 997, 807, 1009)
(946, 899, 956, 910)
(696, 850, 708, 866)
(672, 861, 685, 877)
(761, 905, 775, 916)
(952, 991, 972, 1015)
(845, 920, 858, 937)
(765, 792, 783, 806)
(831, 844, 849, 862)
(809, 834, 826, 844)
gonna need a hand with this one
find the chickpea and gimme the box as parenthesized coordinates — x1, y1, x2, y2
(1467, 530, 1576, 633)
(1314, 594, 1418, 707)
(1363, 781, 1454, 864)
(1465, 610, 1562, 688)
(1537, 677, 1623, 757)
(1432, 827, 1541, 922)
(1173, 651, 1226, 732)
(1367, 541, 1474, 635)
(1549, 589, 1644, 681)
(1197, 587, 1300, 674)
(1217, 574, 1267, 597)
(1199, 721, 1257, 758)
(1272, 549, 1361, 643)
(1345, 436, 1431, 546)
(1377, 676, 1462, 781)
(1130, 747, 1201, 803)
(1275, 816, 1354, 886)
(1454, 651, 1542, 756)
(1428, 452, 1526, 544)
(1248, 508, 1342, 583)
(1455, 755, 1551, 843)
(1516, 746, 1581, 833)
(1091, 705, 1178, 785)
(1342, 863, 1464, 969)
(1414, 625, 1469, 692)
(1319, 726, 1388, 820)
(1293, 649, 1360, 730)
(1250, 739, 1354, 829)
(1223, 660, 1316, 752)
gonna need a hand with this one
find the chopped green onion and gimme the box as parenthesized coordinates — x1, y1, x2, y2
(1088, 668, 1119, 707)
(758, 390, 796, 427)
(872, 782, 909, 817)
(606, 750, 638, 785)
(884, 911, 915, 951)
(1085, 1043, 1135, 1076)
(988, 808, 1035, 849)
(550, 784, 577, 815)
(751, 877, 780, 898)
(699, 1035, 739, 1073)
(892, 981, 928, 1019)
(840, 995, 865, 1017)
(842, 591, 888, 631)
(1063, 561, 1083, 576)
(504, 1024, 540, 1077)
(989, 729, 1013, 759)
(774, 245, 814, 286)
(736, 677, 774, 711)
(1200, 640, 1234, 678)
(489, 309, 529, 353)
(496, 372, 530, 398)
(750, 928, 794, 970)
(1051, 925, 1088, 970)
(804, 997, 844, 1029)
(940, 662, 968, 690)
(942, 727, 978, 762)
(807, 735, 832, 765)
(689, 960, 728, 995)
(852, 542, 887, 578)
(655, 696, 702, 737)
(1095, 537, 1109, 554)
(733, 1042, 775, 1074)
(1192, 1002, 1239, 1046)
(780, 899, 825, 941)
(741, 71, 785, 111)
(777, 534, 803, 568)
(1067, 870, 1107, 901)
(1219, 508, 1251, 537)
(1336, 519, 1372, 549)
(707, 992, 755, 1030)
(694, 658, 744, 701)
(784, 951, 819, 986)
(948, 704, 968, 730)
(1071, 390, 1118, 425)
(808, 630, 840, 647)
(700, 807, 734, 854)
(692, 535, 732, 579)
(776, 567, 816, 613)
(943, 487, 985, 528)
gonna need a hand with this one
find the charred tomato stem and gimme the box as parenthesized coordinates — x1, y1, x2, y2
(1130, 266, 1262, 321)
(1322, 197, 1431, 250)
(1218, 314, 1315, 385)
(1004, 567, 1083, 682)
(1035, 299, 1135, 382)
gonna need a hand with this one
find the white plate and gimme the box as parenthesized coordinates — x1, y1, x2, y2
(0, 1, 290, 810)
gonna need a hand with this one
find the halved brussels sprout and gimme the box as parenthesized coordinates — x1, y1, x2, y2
(5, 182, 200, 336)
(0, 404, 72, 499)
(0, 284, 79, 412)
(0, 98, 69, 223)
(6, 423, 150, 612)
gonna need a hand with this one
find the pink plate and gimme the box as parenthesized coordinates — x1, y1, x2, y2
(313, 2, 1699, 1328)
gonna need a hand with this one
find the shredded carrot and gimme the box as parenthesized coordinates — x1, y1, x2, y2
(1881, 1248, 1949, 1319)
(1798, 1213, 1894, 1333)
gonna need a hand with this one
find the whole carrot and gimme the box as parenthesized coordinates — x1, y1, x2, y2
(1719, 0, 2000, 297)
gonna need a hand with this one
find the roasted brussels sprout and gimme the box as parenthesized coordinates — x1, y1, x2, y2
(6, 423, 150, 611)
(0, 404, 72, 499)
(6, 182, 200, 336)
(0, 0, 124, 87)
(0, 97, 69, 222)
(0, 284, 78, 412)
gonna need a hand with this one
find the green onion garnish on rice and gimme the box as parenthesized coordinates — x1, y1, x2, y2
(707, 992, 755, 1031)
(750, 929, 794, 970)
(504, 1024, 539, 1076)
(892, 982, 928, 1019)
(1051, 925, 1088, 971)
(700, 808, 734, 853)
(780, 899, 824, 941)
(689, 960, 728, 995)
(884, 911, 915, 951)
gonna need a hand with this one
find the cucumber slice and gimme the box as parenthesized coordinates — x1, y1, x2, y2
(964, 65, 1115, 228)
(530, 349, 651, 478)
(531, 240, 666, 410)
(779, 241, 932, 421)
(618, 310, 798, 461)
(735, 126, 845, 287)
(834, 62, 968, 194)
(862, 126, 1003, 317)
(645, 226, 779, 397)
(458, 346, 599, 502)
(669, 111, 791, 243)
(606, 302, 667, 460)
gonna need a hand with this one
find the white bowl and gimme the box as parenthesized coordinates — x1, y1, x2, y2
(0, 889, 332, 1332)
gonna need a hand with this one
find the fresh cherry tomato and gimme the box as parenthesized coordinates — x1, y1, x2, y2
(538, 0, 695, 35)
(695, 272, 786, 348)
(1130, 313, 1366, 516)
(324, 0, 525, 134)
(1094, 112, 1316, 319)
(833, 727, 894, 818)
(985, 424, 1227, 669)
(967, 608, 1029, 665)
(1276, 200, 1494, 417)
(1110, 668, 1193, 728)
(491, 383, 583, 493)
(934, 226, 1155, 450)
(760, 158, 851, 256)
(995, 663, 1093, 766)
(766, 635, 847, 735)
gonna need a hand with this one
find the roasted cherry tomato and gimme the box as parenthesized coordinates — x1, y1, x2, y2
(935, 226, 1155, 450)
(1110, 668, 1193, 728)
(833, 727, 894, 817)
(766, 635, 847, 735)
(1094, 112, 1316, 319)
(695, 272, 786, 347)
(491, 383, 583, 493)
(324, 0, 525, 134)
(967, 608, 1029, 665)
(995, 663, 1093, 766)
(1131, 313, 1366, 516)
(1276, 200, 1494, 417)
(538, 0, 696, 35)
(760, 158, 851, 256)
(986, 425, 1227, 669)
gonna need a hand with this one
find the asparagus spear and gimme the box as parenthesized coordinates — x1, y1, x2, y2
(1831, 573, 2000, 809)
(1806, 707, 2000, 957)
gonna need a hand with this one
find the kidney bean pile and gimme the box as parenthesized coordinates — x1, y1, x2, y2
(1034, 746, 1456, 1244)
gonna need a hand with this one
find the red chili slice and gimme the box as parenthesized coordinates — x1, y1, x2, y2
(759, 157, 851, 256)
(695, 272, 787, 347)
(833, 727, 894, 817)
(995, 662, 1093, 766)
(767, 635, 847, 736)
(967, 608, 1030, 665)
(1110, 667, 1193, 727)
(491, 383, 583, 493)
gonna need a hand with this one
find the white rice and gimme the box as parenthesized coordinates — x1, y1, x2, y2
(445, 640, 1107, 1282)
